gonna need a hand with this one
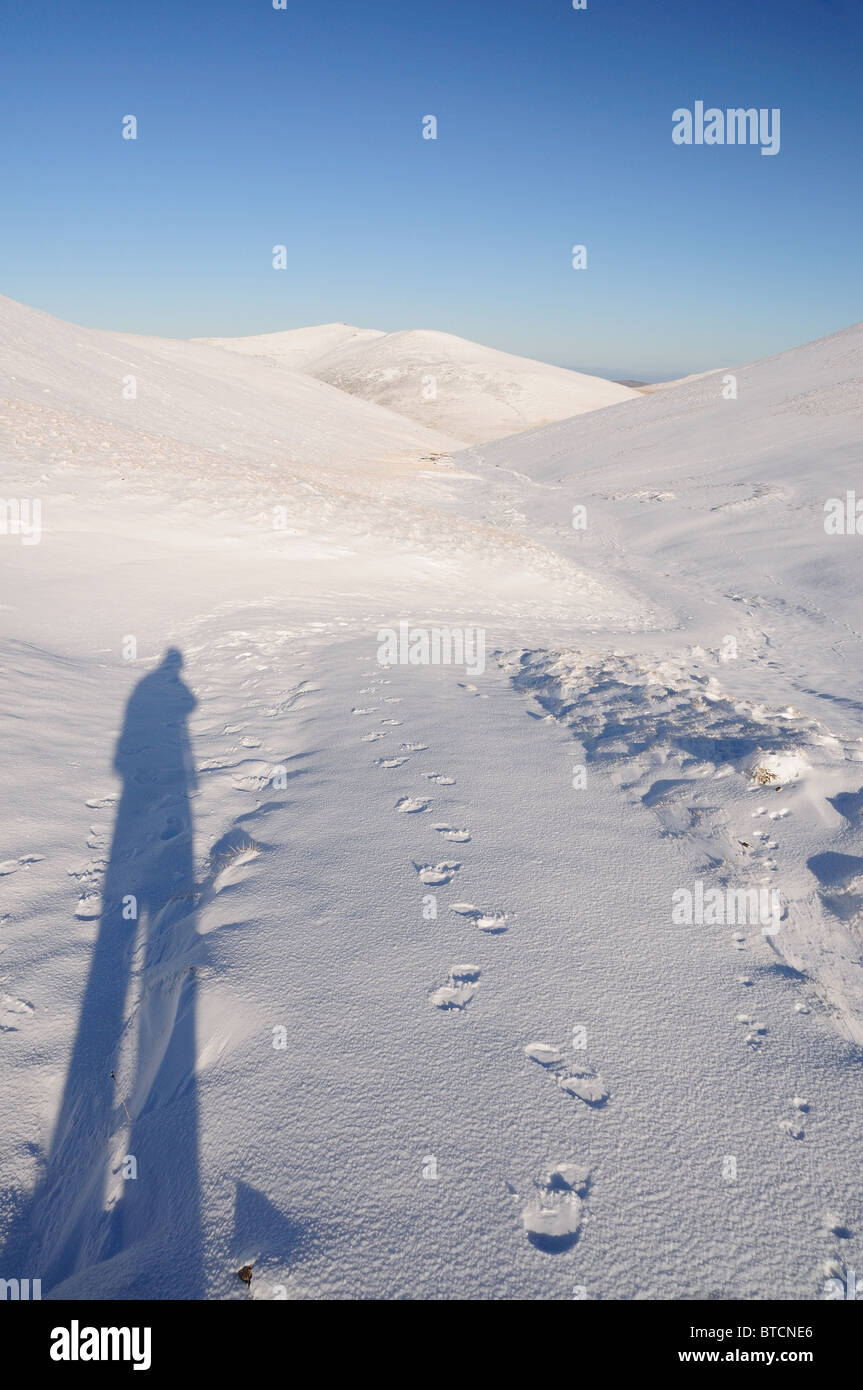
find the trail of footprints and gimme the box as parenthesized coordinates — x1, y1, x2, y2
(354, 665, 604, 1252)
(354, 664, 840, 1260)
(0, 853, 48, 1029)
(509, 651, 858, 1180)
(734, 794, 823, 1140)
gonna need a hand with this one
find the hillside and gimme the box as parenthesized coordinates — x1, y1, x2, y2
(201, 323, 639, 444)
(0, 296, 463, 475)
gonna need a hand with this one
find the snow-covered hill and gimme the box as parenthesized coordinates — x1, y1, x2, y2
(197, 322, 385, 373)
(0, 295, 464, 474)
(461, 320, 863, 1043)
(201, 323, 639, 444)
(1, 296, 861, 1303)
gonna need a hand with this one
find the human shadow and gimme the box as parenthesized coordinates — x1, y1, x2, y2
(4, 648, 203, 1296)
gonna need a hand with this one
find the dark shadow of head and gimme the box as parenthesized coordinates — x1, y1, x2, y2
(114, 647, 196, 786)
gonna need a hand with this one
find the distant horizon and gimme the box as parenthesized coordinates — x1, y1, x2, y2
(2, 284, 729, 384)
(11, 283, 855, 386)
(2, 0, 861, 377)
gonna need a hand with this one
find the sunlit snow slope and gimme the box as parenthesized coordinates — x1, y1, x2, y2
(459, 321, 863, 1042)
(0, 295, 464, 474)
(201, 323, 639, 444)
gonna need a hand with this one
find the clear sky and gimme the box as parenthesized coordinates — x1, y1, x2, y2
(1, 0, 860, 378)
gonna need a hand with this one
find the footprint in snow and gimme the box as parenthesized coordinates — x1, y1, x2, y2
(159, 815, 184, 841)
(433, 824, 471, 843)
(400, 741, 428, 753)
(424, 772, 455, 785)
(521, 1163, 590, 1252)
(429, 965, 481, 1011)
(0, 994, 36, 1026)
(451, 903, 508, 933)
(374, 757, 408, 768)
(525, 1042, 609, 1107)
(75, 894, 103, 920)
(380, 718, 404, 726)
(231, 760, 278, 793)
(779, 1097, 808, 1139)
(779, 1118, 805, 1139)
(362, 731, 386, 742)
(86, 825, 109, 851)
(396, 797, 430, 814)
(823, 1211, 853, 1240)
(415, 860, 461, 886)
(0, 855, 46, 876)
(736, 1013, 768, 1047)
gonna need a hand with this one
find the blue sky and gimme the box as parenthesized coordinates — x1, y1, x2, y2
(1, 0, 860, 378)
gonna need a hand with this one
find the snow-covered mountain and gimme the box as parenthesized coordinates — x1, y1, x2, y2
(0, 295, 464, 474)
(200, 323, 639, 444)
(1, 295, 862, 1303)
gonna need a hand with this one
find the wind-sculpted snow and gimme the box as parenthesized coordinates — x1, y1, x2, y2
(503, 646, 863, 1044)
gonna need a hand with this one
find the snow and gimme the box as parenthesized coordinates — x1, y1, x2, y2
(0, 295, 463, 474)
(201, 323, 639, 445)
(1, 294, 862, 1301)
(196, 322, 386, 373)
